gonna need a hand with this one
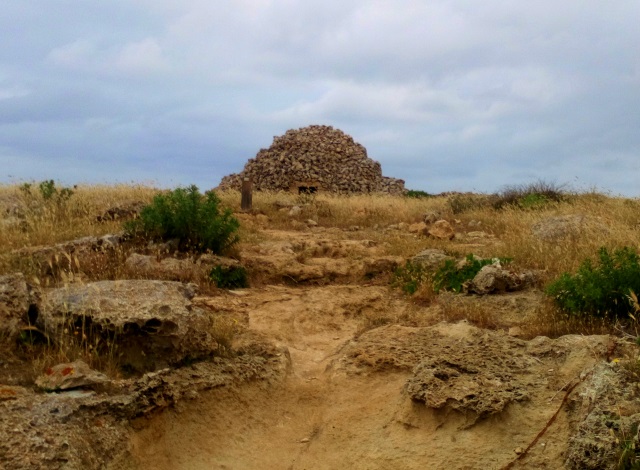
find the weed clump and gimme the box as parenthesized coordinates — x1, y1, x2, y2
(434, 255, 510, 293)
(20, 179, 75, 203)
(405, 189, 434, 199)
(392, 261, 430, 295)
(125, 185, 239, 255)
(546, 247, 640, 320)
(209, 265, 249, 289)
(493, 180, 567, 210)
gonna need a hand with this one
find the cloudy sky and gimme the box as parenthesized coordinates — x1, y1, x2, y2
(1, 1, 639, 195)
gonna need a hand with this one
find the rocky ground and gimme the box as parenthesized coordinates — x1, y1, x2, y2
(1, 203, 639, 469)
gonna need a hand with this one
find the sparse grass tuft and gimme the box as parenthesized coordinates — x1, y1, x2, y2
(448, 193, 495, 214)
(438, 297, 499, 330)
(392, 261, 431, 295)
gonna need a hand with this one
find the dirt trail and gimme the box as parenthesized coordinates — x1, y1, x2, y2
(116, 281, 607, 470)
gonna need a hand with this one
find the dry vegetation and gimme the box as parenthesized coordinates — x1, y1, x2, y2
(0, 183, 157, 259)
(2, 182, 640, 373)
(2, 182, 639, 283)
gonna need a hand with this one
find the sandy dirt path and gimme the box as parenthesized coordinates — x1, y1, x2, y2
(116, 284, 598, 470)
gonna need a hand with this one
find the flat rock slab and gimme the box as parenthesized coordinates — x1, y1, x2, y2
(36, 360, 108, 392)
(39, 280, 217, 371)
(405, 337, 532, 423)
(0, 273, 39, 339)
(0, 350, 288, 470)
(339, 322, 619, 428)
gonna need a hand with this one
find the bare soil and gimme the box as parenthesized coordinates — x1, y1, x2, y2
(114, 280, 617, 470)
(3, 215, 638, 470)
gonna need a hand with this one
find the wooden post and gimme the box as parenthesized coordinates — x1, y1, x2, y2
(241, 178, 253, 211)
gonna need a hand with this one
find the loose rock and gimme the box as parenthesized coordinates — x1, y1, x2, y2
(35, 360, 109, 392)
(428, 220, 455, 240)
(39, 280, 217, 371)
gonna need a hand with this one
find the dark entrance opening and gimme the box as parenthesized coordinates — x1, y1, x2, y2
(298, 186, 318, 194)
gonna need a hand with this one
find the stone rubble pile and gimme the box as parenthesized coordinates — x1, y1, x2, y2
(217, 125, 405, 194)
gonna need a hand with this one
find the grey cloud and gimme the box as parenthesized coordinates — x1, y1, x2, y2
(1, 1, 639, 195)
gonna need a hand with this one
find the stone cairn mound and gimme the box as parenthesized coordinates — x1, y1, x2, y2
(217, 125, 405, 194)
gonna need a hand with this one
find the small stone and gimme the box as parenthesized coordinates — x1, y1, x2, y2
(428, 220, 455, 240)
(466, 231, 490, 239)
(423, 211, 439, 225)
(515, 447, 524, 455)
(300, 438, 310, 443)
(288, 206, 302, 217)
(508, 327, 524, 337)
(35, 361, 108, 392)
(411, 249, 453, 270)
(408, 222, 429, 236)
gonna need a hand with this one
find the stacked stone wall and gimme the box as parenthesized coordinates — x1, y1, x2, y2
(218, 125, 405, 194)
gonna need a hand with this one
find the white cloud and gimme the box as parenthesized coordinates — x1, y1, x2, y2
(114, 38, 167, 75)
(270, 80, 468, 124)
(47, 40, 95, 68)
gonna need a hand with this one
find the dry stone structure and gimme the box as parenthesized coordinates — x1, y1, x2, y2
(218, 125, 405, 194)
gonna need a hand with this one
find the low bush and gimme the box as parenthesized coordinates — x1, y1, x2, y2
(209, 265, 249, 289)
(19, 180, 75, 203)
(433, 255, 510, 293)
(392, 261, 430, 295)
(18, 180, 75, 218)
(493, 180, 567, 210)
(546, 247, 640, 320)
(405, 189, 434, 199)
(125, 185, 239, 254)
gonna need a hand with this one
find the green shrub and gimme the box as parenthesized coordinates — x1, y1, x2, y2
(19, 179, 75, 206)
(405, 189, 434, 199)
(546, 247, 640, 319)
(209, 265, 248, 289)
(617, 422, 640, 470)
(493, 180, 566, 210)
(433, 255, 510, 293)
(392, 261, 430, 295)
(125, 185, 239, 254)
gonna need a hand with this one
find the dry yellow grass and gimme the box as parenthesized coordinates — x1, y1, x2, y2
(460, 195, 640, 282)
(217, 189, 449, 228)
(0, 183, 157, 251)
(2, 183, 638, 280)
(2, 182, 640, 347)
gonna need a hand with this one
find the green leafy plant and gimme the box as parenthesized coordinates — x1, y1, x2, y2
(39, 180, 57, 200)
(392, 261, 430, 295)
(209, 265, 248, 289)
(433, 255, 510, 293)
(546, 247, 640, 319)
(617, 422, 640, 470)
(19, 179, 75, 206)
(125, 185, 240, 254)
